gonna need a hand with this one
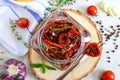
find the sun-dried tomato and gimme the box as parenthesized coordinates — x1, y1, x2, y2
(58, 33, 71, 47)
(44, 40, 63, 49)
(65, 50, 73, 59)
(85, 42, 101, 57)
(41, 20, 81, 60)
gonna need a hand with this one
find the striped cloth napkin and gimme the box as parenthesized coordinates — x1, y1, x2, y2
(0, 0, 49, 57)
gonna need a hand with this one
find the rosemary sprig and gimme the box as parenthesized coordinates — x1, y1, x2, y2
(9, 19, 28, 48)
(44, 0, 76, 18)
(31, 63, 56, 73)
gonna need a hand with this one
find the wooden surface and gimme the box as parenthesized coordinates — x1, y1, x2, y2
(28, 9, 102, 80)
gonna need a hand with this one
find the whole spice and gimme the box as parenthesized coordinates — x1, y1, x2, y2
(96, 20, 120, 54)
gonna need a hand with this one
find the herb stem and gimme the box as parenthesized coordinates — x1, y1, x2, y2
(9, 19, 28, 48)
(51, 25, 72, 31)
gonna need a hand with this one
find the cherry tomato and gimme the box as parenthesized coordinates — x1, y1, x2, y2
(102, 70, 115, 80)
(87, 5, 98, 16)
(16, 17, 29, 28)
(85, 42, 101, 57)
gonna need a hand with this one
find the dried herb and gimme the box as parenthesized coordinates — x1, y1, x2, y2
(9, 19, 28, 48)
(31, 63, 56, 74)
(41, 42, 49, 51)
(50, 25, 72, 31)
(61, 49, 66, 55)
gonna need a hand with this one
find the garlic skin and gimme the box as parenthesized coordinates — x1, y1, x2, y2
(100, 1, 120, 16)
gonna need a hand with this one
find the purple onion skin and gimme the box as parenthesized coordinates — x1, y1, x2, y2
(2, 59, 27, 80)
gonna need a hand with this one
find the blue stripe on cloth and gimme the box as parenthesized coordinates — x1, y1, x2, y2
(8, 6, 20, 18)
(0, 5, 33, 35)
(4, 0, 42, 22)
(0, 5, 20, 18)
(27, 28, 33, 35)
(27, 9, 42, 22)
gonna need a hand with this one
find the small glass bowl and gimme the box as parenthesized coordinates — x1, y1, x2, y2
(31, 10, 91, 70)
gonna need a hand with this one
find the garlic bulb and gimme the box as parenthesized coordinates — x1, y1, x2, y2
(0, 59, 27, 80)
(100, 1, 120, 16)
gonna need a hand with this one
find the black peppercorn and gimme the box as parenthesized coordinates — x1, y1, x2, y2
(111, 50, 115, 52)
(107, 60, 110, 63)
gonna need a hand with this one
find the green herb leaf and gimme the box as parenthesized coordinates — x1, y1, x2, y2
(31, 63, 56, 74)
(41, 64, 46, 73)
(31, 64, 42, 68)
(44, 64, 56, 70)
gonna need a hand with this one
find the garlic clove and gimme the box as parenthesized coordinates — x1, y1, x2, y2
(112, 7, 120, 16)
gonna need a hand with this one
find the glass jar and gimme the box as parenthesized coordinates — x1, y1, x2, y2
(30, 10, 91, 70)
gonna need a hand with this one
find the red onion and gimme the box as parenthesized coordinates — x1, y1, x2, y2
(0, 59, 27, 80)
